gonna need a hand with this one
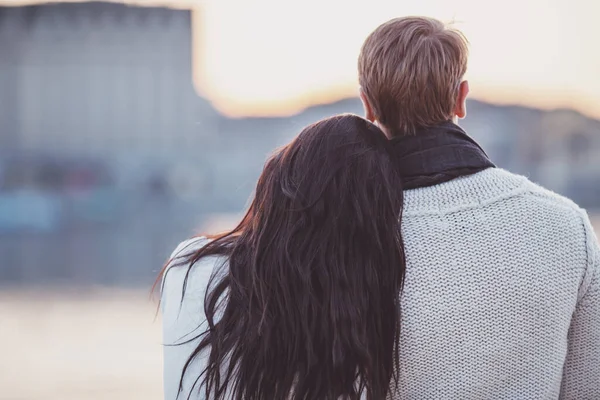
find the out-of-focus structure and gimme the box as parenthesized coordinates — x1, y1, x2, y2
(0, 1, 599, 286)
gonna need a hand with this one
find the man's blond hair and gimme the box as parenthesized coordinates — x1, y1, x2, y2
(358, 16, 469, 135)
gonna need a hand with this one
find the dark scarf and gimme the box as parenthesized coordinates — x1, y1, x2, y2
(389, 121, 495, 190)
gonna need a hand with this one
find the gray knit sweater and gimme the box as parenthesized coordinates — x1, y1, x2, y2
(161, 168, 600, 399)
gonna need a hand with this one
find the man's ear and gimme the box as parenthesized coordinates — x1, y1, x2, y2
(454, 80, 469, 119)
(359, 88, 376, 123)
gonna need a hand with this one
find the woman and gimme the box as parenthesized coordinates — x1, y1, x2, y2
(159, 114, 407, 400)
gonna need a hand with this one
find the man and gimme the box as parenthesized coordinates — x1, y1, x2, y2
(357, 17, 599, 399)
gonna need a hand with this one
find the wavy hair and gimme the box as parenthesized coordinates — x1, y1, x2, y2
(159, 114, 406, 400)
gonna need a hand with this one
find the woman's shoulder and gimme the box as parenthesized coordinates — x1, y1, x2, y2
(169, 236, 210, 260)
(161, 236, 226, 313)
(161, 237, 226, 398)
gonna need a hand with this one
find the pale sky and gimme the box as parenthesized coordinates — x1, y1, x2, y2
(191, 0, 600, 118)
(3, 0, 600, 118)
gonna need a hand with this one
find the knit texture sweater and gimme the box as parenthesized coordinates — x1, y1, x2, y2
(161, 168, 600, 400)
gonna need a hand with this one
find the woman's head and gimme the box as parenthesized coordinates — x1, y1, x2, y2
(250, 114, 403, 248)
(171, 114, 406, 400)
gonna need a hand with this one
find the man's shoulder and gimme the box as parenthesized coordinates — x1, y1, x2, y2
(513, 172, 599, 299)
(459, 168, 589, 231)
(514, 171, 586, 216)
(499, 170, 595, 246)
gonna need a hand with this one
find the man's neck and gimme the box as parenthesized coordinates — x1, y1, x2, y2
(377, 117, 461, 139)
(374, 121, 394, 139)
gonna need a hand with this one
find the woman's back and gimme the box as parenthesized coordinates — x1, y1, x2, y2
(160, 115, 406, 400)
(162, 167, 600, 400)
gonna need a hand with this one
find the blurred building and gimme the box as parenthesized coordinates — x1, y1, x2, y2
(0, 2, 223, 285)
(0, 2, 219, 178)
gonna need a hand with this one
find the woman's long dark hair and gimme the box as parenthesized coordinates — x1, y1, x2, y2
(160, 114, 407, 400)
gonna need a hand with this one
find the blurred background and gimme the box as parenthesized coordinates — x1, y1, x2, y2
(0, 0, 598, 399)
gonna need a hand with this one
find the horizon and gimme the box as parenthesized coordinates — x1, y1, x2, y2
(199, 92, 599, 123)
(3, 0, 600, 120)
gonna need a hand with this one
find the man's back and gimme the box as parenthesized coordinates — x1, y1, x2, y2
(393, 167, 600, 399)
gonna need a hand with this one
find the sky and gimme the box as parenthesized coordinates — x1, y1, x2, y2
(192, 0, 600, 118)
(3, 0, 599, 119)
